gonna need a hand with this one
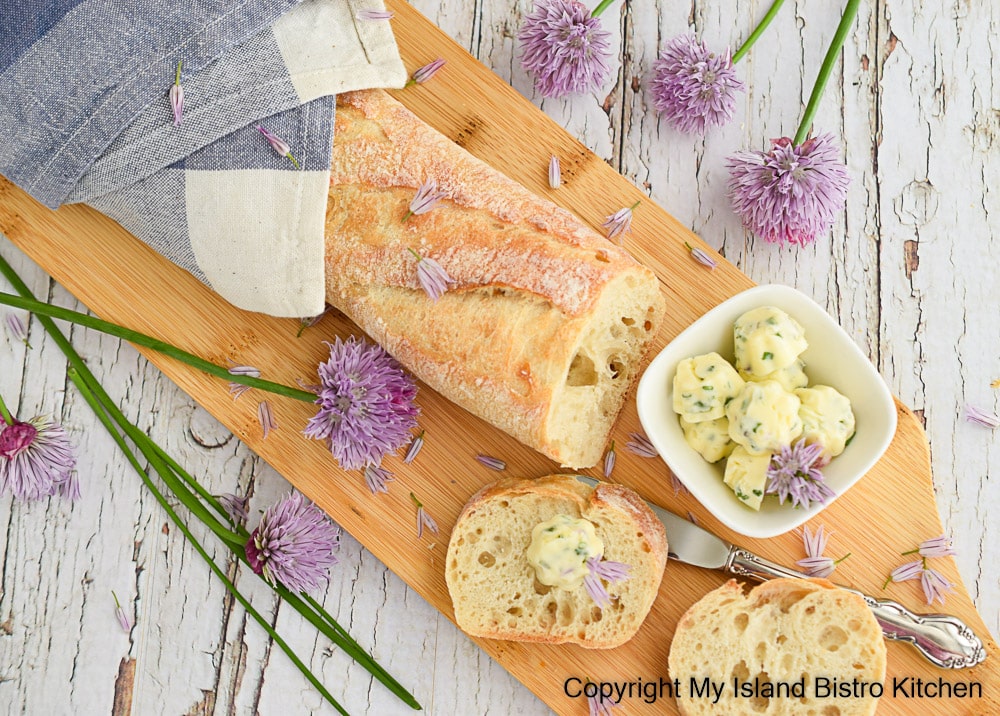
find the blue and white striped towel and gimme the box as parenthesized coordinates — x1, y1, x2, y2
(0, 0, 405, 316)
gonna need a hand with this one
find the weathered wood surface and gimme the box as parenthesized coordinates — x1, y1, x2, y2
(1, 1, 998, 714)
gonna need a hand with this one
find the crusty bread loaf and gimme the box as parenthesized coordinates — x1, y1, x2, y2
(445, 475, 667, 649)
(669, 578, 887, 716)
(325, 90, 666, 468)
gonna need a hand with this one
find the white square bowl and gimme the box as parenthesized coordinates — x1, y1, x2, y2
(636, 284, 897, 539)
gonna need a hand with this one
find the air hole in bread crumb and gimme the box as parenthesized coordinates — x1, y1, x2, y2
(478, 552, 496, 567)
(608, 358, 624, 380)
(734, 612, 749, 633)
(822, 707, 841, 716)
(567, 352, 598, 386)
(749, 672, 771, 712)
(731, 660, 750, 681)
(558, 602, 575, 626)
(595, 251, 610, 263)
(507, 606, 522, 616)
(754, 642, 767, 661)
(621, 316, 635, 326)
(776, 634, 787, 645)
(848, 618, 862, 632)
(533, 579, 551, 595)
(819, 625, 848, 651)
(591, 606, 603, 622)
(643, 320, 653, 331)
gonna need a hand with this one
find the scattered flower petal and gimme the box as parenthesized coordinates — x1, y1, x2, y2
(5, 313, 30, 348)
(227, 364, 261, 378)
(587, 680, 619, 716)
(603, 440, 616, 478)
(583, 557, 630, 608)
(669, 472, 689, 495)
(475, 453, 506, 471)
(408, 248, 453, 301)
(357, 9, 394, 20)
(765, 439, 834, 509)
(518, 0, 612, 98)
(684, 241, 717, 269)
(918, 534, 956, 559)
(624, 432, 657, 458)
(920, 567, 954, 606)
(403, 179, 447, 221)
(548, 155, 561, 189)
(801, 523, 829, 558)
(407, 58, 446, 86)
(258, 400, 277, 439)
(796, 555, 836, 579)
(245, 491, 341, 593)
(257, 125, 300, 168)
(169, 61, 184, 127)
(411, 492, 439, 538)
(964, 403, 1000, 428)
(888, 559, 925, 584)
(0, 415, 78, 501)
(112, 591, 132, 633)
(218, 492, 250, 524)
(686, 510, 699, 525)
(602, 201, 639, 243)
(364, 464, 394, 494)
(229, 382, 252, 400)
(650, 35, 744, 134)
(303, 337, 420, 471)
(727, 134, 849, 246)
(404, 431, 425, 464)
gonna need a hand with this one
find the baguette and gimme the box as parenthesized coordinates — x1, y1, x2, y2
(445, 475, 668, 649)
(669, 578, 887, 716)
(325, 90, 666, 468)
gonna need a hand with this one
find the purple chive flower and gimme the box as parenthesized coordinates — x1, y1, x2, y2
(795, 524, 847, 578)
(364, 464, 394, 494)
(587, 687, 619, 716)
(518, 0, 612, 99)
(888, 559, 925, 584)
(669, 472, 689, 495)
(583, 557, 630, 608)
(727, 134, 850, 246)
(245, 491, 341, 593)
(686, 511, 699, 525)
(5, 313, 30, 348)
(403, 179, 447, 221)
(624, 432, 657, 458)
(303, 337, 419, 471)
(684, 241, 717, 269)
(0, 416, 78, 501)
(218, 492, 250, 524)
(765, 439, 834, 509)
(920, 567, 954, 606)
(650, 35, 744, 135)
(257, 126, 300, 168)
(548, 155, 561, 189)
(112, 591, 132, 633)
(229, 383, 251, 400)
(403, 430, 425, 464)
(169, 61, 184, 127)
(475, 453, 506, 471)
(602, 201, 639, 243)
(918, 534, 956, 558)
(406, 58, 446, 86)
(411, 492, 439, 538)
(357, 9, 394, 21)
(258, 400, 277, 439)
(407, 248, 454, 301)
(603, 440, 616, 478)
(964, 403, 1000, 428)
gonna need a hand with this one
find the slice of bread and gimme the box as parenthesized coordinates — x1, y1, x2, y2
(669, 578, 887, 716)
(445, 475, 667, 649)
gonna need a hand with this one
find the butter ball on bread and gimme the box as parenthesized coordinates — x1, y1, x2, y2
(669, 578, 886, 716)
(445, 475, 667, 649)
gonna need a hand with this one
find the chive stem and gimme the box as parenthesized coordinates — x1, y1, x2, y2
(591, 0, 616, 18)
(0, 391, 12, 424)
(732, 0, 787, 64)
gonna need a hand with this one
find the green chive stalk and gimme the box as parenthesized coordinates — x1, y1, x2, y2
(0, 292, 316, 402)
(0, 253, 420, 712)
(732, 0, 787, 64)
(793, 0, 861, 145)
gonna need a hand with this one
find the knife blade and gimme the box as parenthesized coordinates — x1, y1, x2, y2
(573, 475, 986, 669)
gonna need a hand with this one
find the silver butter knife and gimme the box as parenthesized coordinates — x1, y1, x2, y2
(574, 476, 986, 669)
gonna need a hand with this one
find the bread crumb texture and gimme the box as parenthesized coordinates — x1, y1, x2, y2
(445, 475, 667, 649)
(669, 579, 887, 716)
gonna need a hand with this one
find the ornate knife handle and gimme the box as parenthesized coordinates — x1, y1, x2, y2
(725, 547, 987, 669)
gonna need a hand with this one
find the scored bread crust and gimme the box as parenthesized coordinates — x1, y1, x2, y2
(325, 90, 666, 468)
(669, 578, 887, 716)
(445, 475, 668, 649)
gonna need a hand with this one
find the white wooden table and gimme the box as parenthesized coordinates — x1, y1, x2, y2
(1, 1, 997, 714)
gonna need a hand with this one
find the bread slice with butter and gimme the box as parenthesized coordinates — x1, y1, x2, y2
(669, 578, 886, 716)
(445, 475, 667, 649)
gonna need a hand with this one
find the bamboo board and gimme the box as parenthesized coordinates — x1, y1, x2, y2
(0, 1, 996, 713)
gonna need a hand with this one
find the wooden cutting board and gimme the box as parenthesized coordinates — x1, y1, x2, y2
(0, 1, 996, 713)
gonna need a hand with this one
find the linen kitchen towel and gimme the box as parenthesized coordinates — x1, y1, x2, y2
(0, 0, 405, 316)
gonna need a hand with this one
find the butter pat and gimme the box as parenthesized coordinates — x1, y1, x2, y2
(672, 352, 745, 423)
(796, 385, 856, 461)
(526, 514, 603, 589)
(724, 446, 771, 510)
(726, 380, 803, 455)
(680, 416, 735, 463)
(734, 306, 808, 378)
